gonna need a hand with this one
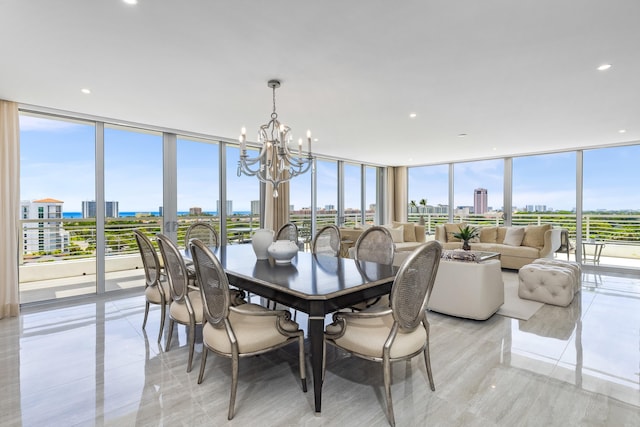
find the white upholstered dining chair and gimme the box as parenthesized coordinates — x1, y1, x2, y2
(156, 233, 203, 372)
(311, 224, 341, 256)
(133, 229, 170, 342)
(189, 238, 307, 420)
(324, 240, 442, 427)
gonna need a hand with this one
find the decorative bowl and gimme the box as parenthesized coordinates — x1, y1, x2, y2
(267, 240, 299, 264)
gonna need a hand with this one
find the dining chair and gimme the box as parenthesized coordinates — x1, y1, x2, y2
(184, 221, 219, 249)
(189, 238, 307, 420)
(133, 229, 170, 342)
(324, 240, 442, 427)
(275, 222, 303, 250)
(311, 224, 341, 256)
(156, 233, 204, 372)
(350, 226, 395, 310)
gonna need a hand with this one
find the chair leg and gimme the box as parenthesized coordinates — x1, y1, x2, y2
(197, 347, 209, 384)
(423, 326, 435, 391)
(157, 303, 166, 343)
(142, 301, 150, 329)
(383, 357, 395, 427)
(166, 319, 175, 350)
(298, 335, 307, 392)
(228, 354, 239, 420)
(187, 321, 196, 372)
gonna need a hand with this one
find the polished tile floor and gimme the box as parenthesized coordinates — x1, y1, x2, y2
(1, 270, 639, 426)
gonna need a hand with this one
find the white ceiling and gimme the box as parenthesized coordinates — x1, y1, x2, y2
(1, 0, 639, 166)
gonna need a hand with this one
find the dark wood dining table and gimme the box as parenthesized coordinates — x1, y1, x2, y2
(183, 243, 397, 413)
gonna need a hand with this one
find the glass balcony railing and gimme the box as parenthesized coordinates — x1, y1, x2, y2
(18, 212, 640, 304)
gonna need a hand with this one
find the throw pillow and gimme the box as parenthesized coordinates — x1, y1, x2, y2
(503, 227, 525, 246)
(522, 224, 552, 248)
(444, 223, 467, 242)
(479, 226, 498, 243)
(383, 225, 404, 243)
(393, 221, 416, 242)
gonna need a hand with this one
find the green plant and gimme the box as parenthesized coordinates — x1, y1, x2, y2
(453, 225, 479, 242)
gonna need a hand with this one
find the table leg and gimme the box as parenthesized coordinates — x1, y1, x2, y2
(308, 303, 325, 412)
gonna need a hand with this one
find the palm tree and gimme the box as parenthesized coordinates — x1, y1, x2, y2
(419, 198, 427, 213)
(409, 200, 417, 213)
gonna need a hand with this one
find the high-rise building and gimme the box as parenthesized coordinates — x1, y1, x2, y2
(251, 200, 261, 216)
(20, 198, 68, 254)
(82, 201, 119, 218)
(189, 207, 202, 215)
(217, 200, 233, 216)
(474, 188, 488, 215)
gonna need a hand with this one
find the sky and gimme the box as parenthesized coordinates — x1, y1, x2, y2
(20, 114, 640, 213)
(408, 148, 640, 212)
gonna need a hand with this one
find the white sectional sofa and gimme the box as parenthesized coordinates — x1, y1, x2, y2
(435, 223, 562, 269)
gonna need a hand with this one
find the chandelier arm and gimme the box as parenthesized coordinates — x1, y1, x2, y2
(237, 79, 313, 197)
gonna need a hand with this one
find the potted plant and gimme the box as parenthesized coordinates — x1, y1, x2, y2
(453, 225, 479, 251)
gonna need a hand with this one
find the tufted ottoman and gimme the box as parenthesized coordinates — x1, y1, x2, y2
(518, 260, 581, 307)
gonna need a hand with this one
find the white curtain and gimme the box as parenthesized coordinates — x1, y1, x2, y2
(0, 100, 20, 318)
(384, 166, 408, 224)
(394, 166, 408, 222)
(264, 180, 290, 233)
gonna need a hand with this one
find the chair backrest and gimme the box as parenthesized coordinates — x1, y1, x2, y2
(156, 233, 190, 302)
(185, 222, 219, 249)
(354, 226, 395, 265)
(133, 229, 161, 290)
(275, 222, 299, 243)
(390, 241, 442, 331)
(189, 238, 230, 325)
(311, 224, 341, 256)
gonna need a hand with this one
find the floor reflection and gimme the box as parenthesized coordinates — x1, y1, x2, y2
(2, 270, 639, 425)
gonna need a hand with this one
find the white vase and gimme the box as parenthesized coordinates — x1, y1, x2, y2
(251, 229, 274, 260)
(267, 240, 299, 264)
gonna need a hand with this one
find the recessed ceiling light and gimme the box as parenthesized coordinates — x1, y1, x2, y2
(81, 88, 91, 94)
(597, 63, 612, 71)
(409, 113, 417, 119)
(618, 129, 627, 133)
(492, 147, 497, 151)
(123, 0, 138, 5)
(457, 133, 467, 138)
(313, 138, 319, 142)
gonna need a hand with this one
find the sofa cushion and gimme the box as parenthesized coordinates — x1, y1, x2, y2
(479, 226, 498, 243)
(444, 223, 467, 242)
(522, 224, 552, 248)
(496, 227, 508, 244)
(503, 227, 525, 246)
(393, 221, 416, 242)
(415, 225, 426, 242)
(383, 225, 404, 243)
(395, 242, 424, 252)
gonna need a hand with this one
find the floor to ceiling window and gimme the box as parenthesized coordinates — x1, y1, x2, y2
(104, 125, 163, 293)
(512, 152, 576, 237)
(343, 163, 362, 227)
(177, 137, 220, 246)
(453, 159, 504, 226)
(19, 113, 97, 303)
(365, 166, 378, 225)
(289, 162, 312, 246)
(583, 146, 640, 268)
(408, 164, 449, 232)
(225, 146, 260, 244)
(316, 160, 338, 227)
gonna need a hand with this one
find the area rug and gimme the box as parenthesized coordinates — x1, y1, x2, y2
(496, 273, 544, 320)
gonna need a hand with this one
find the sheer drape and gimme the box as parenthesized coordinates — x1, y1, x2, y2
(0, 100, 20, 318)
(264, 180, 290, 233)
(384, 166, 407, 223)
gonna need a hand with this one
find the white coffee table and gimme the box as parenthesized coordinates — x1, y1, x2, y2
(427, 258, 504, 320)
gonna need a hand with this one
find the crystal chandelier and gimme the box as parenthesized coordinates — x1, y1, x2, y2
(237, 80, 313, 197)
